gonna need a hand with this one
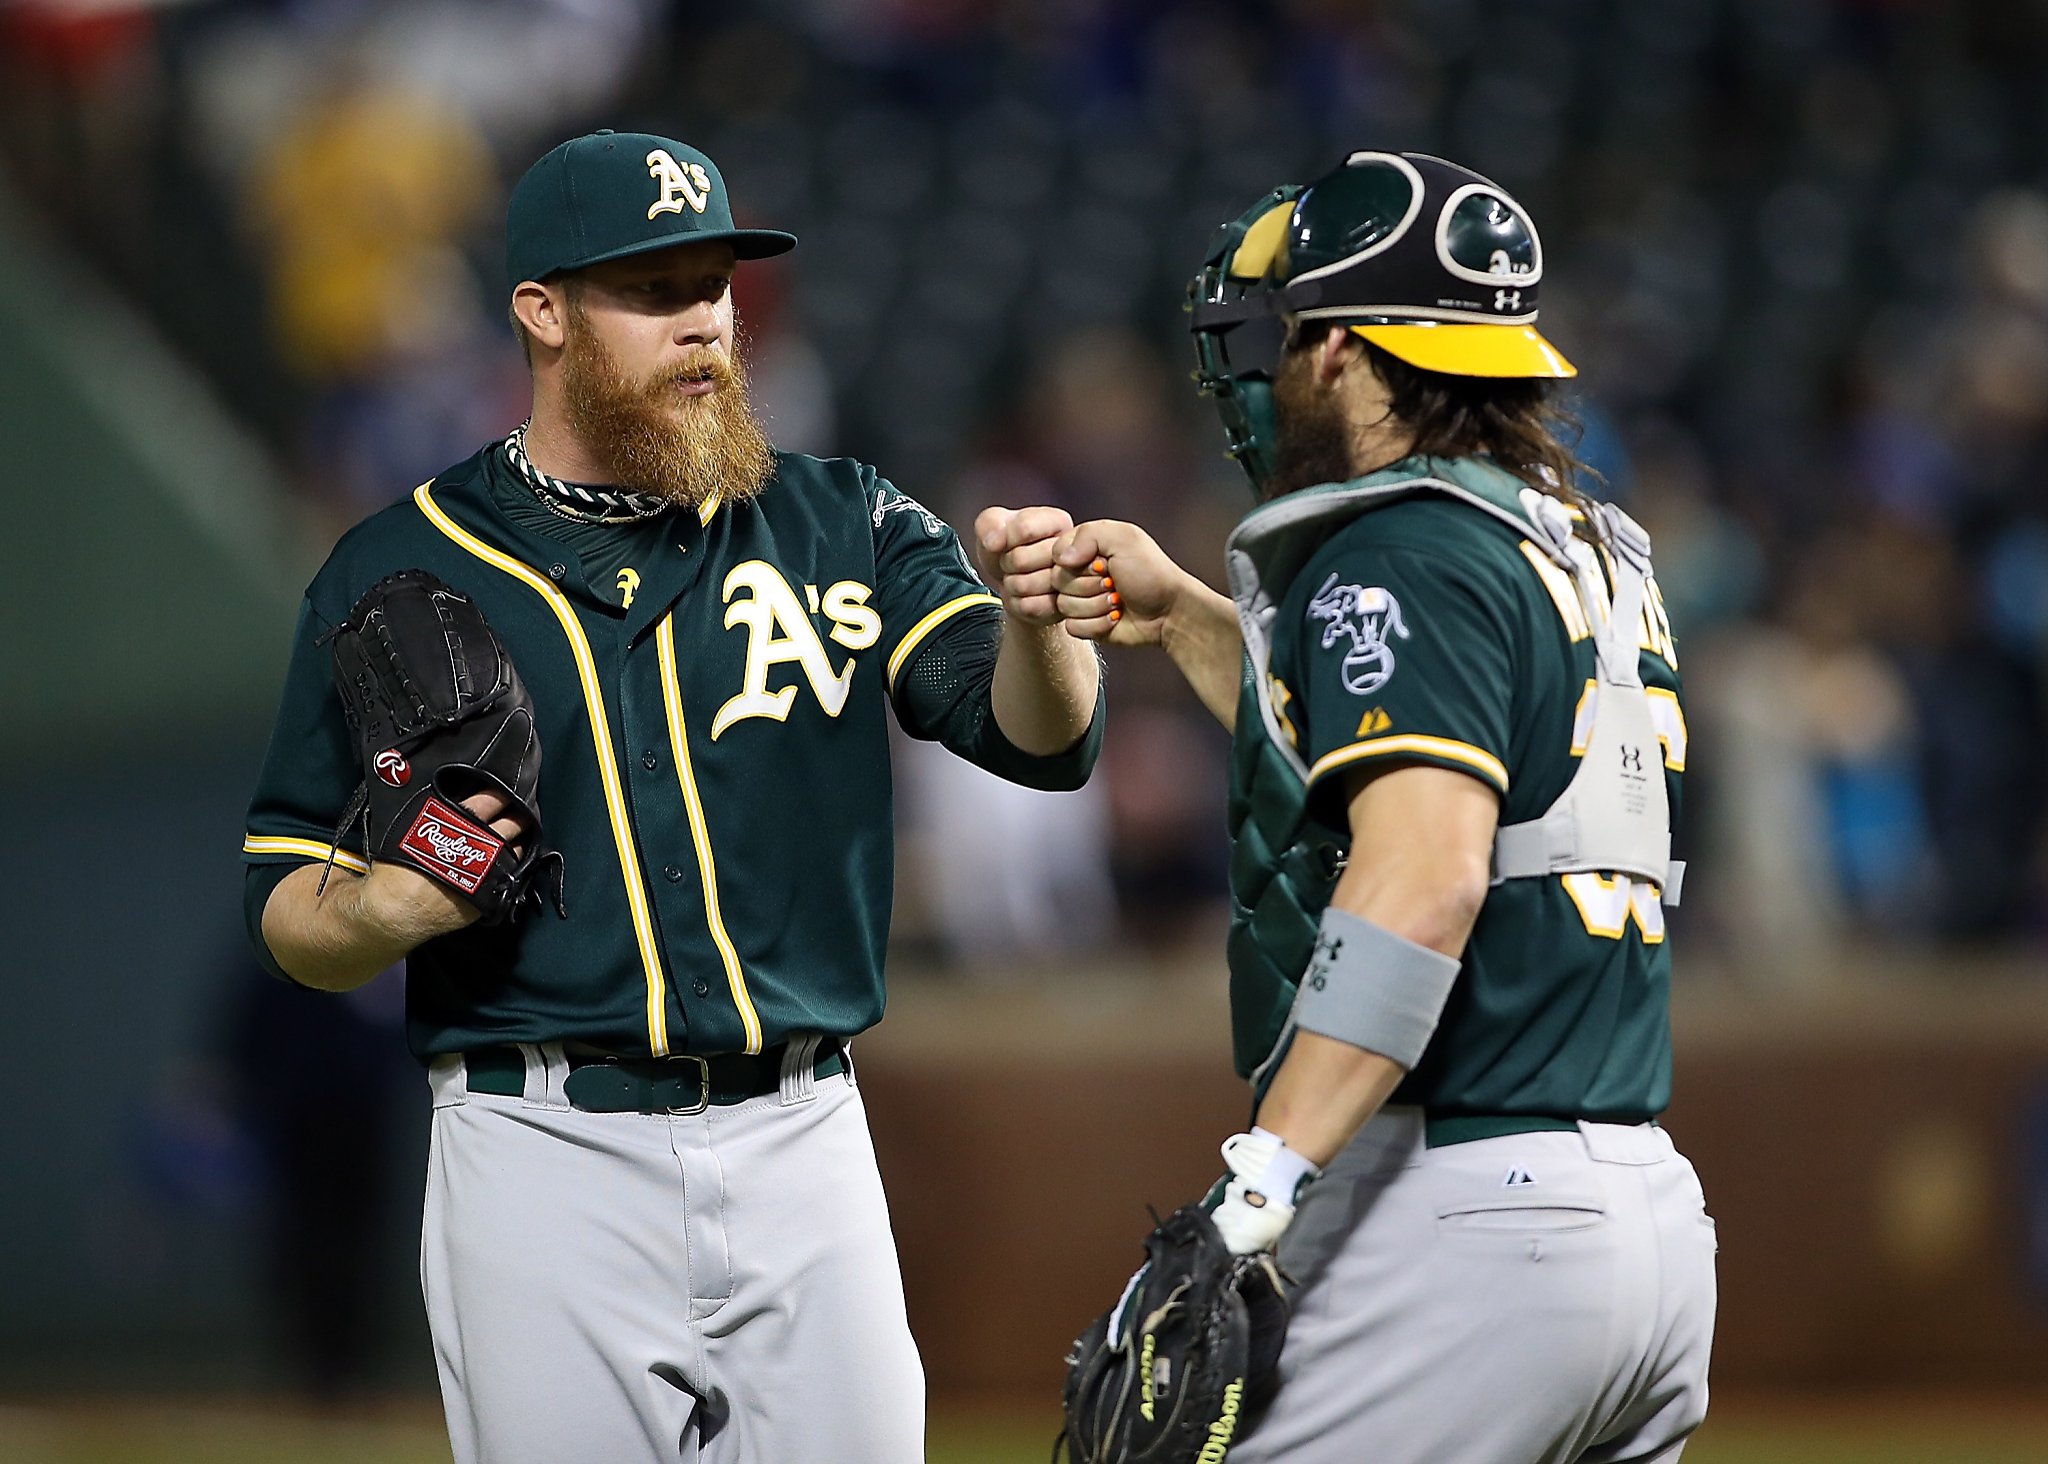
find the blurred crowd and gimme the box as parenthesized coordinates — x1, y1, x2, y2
(8, 0, 2048, 968)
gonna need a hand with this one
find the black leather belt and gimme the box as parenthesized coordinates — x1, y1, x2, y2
(463, 1041, 846, 1114)
(1423, 1114, 1583, 1148)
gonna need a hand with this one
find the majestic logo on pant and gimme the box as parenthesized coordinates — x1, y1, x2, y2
(712, 562, 879, 739)
(400, 797, 502, 894)
(1308, 574, 1411, 696)
(646, 149, 712, 218)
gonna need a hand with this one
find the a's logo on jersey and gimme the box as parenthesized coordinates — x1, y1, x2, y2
(616, 566, 640, 608)
(874, 488, 979, 577)
(871, 490, 947, 537)
(646, 149, 712, 218)
(1307, 574, 1410, 697)
(712, 562, 878, 739)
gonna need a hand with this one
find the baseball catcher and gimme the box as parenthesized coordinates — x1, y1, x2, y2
(320, 568, 564, 922)
(1041, 149, 1716, 1463)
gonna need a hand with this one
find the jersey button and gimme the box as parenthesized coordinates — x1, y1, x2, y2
(692, 979, 712, 997)
(663, 865, 683, 883)
(642, 750, 659, 770)
(548, 563, 567, 580)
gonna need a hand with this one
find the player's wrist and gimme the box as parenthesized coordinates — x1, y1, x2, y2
(1159, 573, 1230, 653)
(1226, 1126, 1321, 1208)
(361, 861, 481, 943)
(1210, 1126, 1321, 1254)
(1149, 568, 1203, 652)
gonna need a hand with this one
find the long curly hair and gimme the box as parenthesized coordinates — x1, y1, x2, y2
(1353, 334, 1603, 520)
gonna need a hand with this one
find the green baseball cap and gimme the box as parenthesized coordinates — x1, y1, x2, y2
(504, 130, 797, 290)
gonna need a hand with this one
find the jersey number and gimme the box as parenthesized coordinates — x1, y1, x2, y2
(1561, 687, 1686, 944)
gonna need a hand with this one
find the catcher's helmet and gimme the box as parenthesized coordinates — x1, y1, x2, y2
(1189, 151, 1574, 491)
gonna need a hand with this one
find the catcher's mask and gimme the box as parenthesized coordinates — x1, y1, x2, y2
(1188, 151, 1575, 495)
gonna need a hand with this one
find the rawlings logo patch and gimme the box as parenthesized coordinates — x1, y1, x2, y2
(1307, 573, 1410, 696)
(374, 749, 411, 788)
(400, 797, 502, 893)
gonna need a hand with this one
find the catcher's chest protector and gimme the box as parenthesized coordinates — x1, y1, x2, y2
(1220, 457, 1678, 1083)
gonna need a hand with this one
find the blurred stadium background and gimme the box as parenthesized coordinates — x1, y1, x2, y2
(7, 0, 2048, 1459)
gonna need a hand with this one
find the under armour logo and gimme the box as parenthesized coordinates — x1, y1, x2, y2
(1620, 745, 1645, 773)
(646, 149, 711, 218)
(1305, 932, 1340, 991)
(1494, 288, 1522, 311)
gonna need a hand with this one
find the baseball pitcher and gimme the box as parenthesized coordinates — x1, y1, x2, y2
(242, 130, 1103, 1464)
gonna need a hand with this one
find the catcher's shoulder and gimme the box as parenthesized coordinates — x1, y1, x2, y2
(1318, 490, 1536, 577)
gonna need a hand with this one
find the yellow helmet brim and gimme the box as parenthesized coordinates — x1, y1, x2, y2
(1351, 323, 1577, 379)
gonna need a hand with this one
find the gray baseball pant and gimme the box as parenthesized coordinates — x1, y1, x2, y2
(420, 1044, 924, 1463)
(1230, 1108, 1717, 1464)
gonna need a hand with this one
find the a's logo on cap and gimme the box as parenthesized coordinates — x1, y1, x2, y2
(647, 148, 711, 219)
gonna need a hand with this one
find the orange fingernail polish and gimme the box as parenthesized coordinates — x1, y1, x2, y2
(1103, 576, 1115, 590)
(1091, 558, 1106, 574)
(1109, 609, 1122, 623)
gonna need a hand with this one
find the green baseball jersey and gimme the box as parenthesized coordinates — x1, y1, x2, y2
(1235, 456, 1685, 1121)
(243, 441, 1101, 1060)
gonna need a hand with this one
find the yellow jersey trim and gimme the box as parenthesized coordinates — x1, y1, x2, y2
(656, 613, 763, 1053)
(1307, 734, 1510, 795)
(697, 492, 721, 527)
(242, 835, 369, 876)
(412, 481, 674, 1055)
(1518, 541, 1590, 641)
(885, 591, 1002, 691)
(1645, 686, 1688, 772)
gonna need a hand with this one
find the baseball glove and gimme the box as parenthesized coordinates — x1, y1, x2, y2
(1057, 1204, 1290, 1464)
(319, 568, 565, 923)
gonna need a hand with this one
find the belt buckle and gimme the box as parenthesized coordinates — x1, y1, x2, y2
(662, 1054, 712, 1115)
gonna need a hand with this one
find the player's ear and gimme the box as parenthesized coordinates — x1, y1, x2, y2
(511, 280, 568, 354)
(1314, 325, 1360, 386)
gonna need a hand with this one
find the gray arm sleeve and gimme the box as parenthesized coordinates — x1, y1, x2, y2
(1293, 906, 1463, 1070)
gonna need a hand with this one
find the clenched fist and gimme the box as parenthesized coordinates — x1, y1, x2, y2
(1049, 519, 1188, 648)
(974, 504, 1079, 626)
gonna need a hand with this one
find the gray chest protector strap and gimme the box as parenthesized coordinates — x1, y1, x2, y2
(1490, 498, 1684, 906)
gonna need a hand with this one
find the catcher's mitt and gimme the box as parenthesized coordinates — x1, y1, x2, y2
(1057, 1205, 1290, 1464)
(320, 568, 565, 923)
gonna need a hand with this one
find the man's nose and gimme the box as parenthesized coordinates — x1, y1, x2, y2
(672, 300, 725, 348)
